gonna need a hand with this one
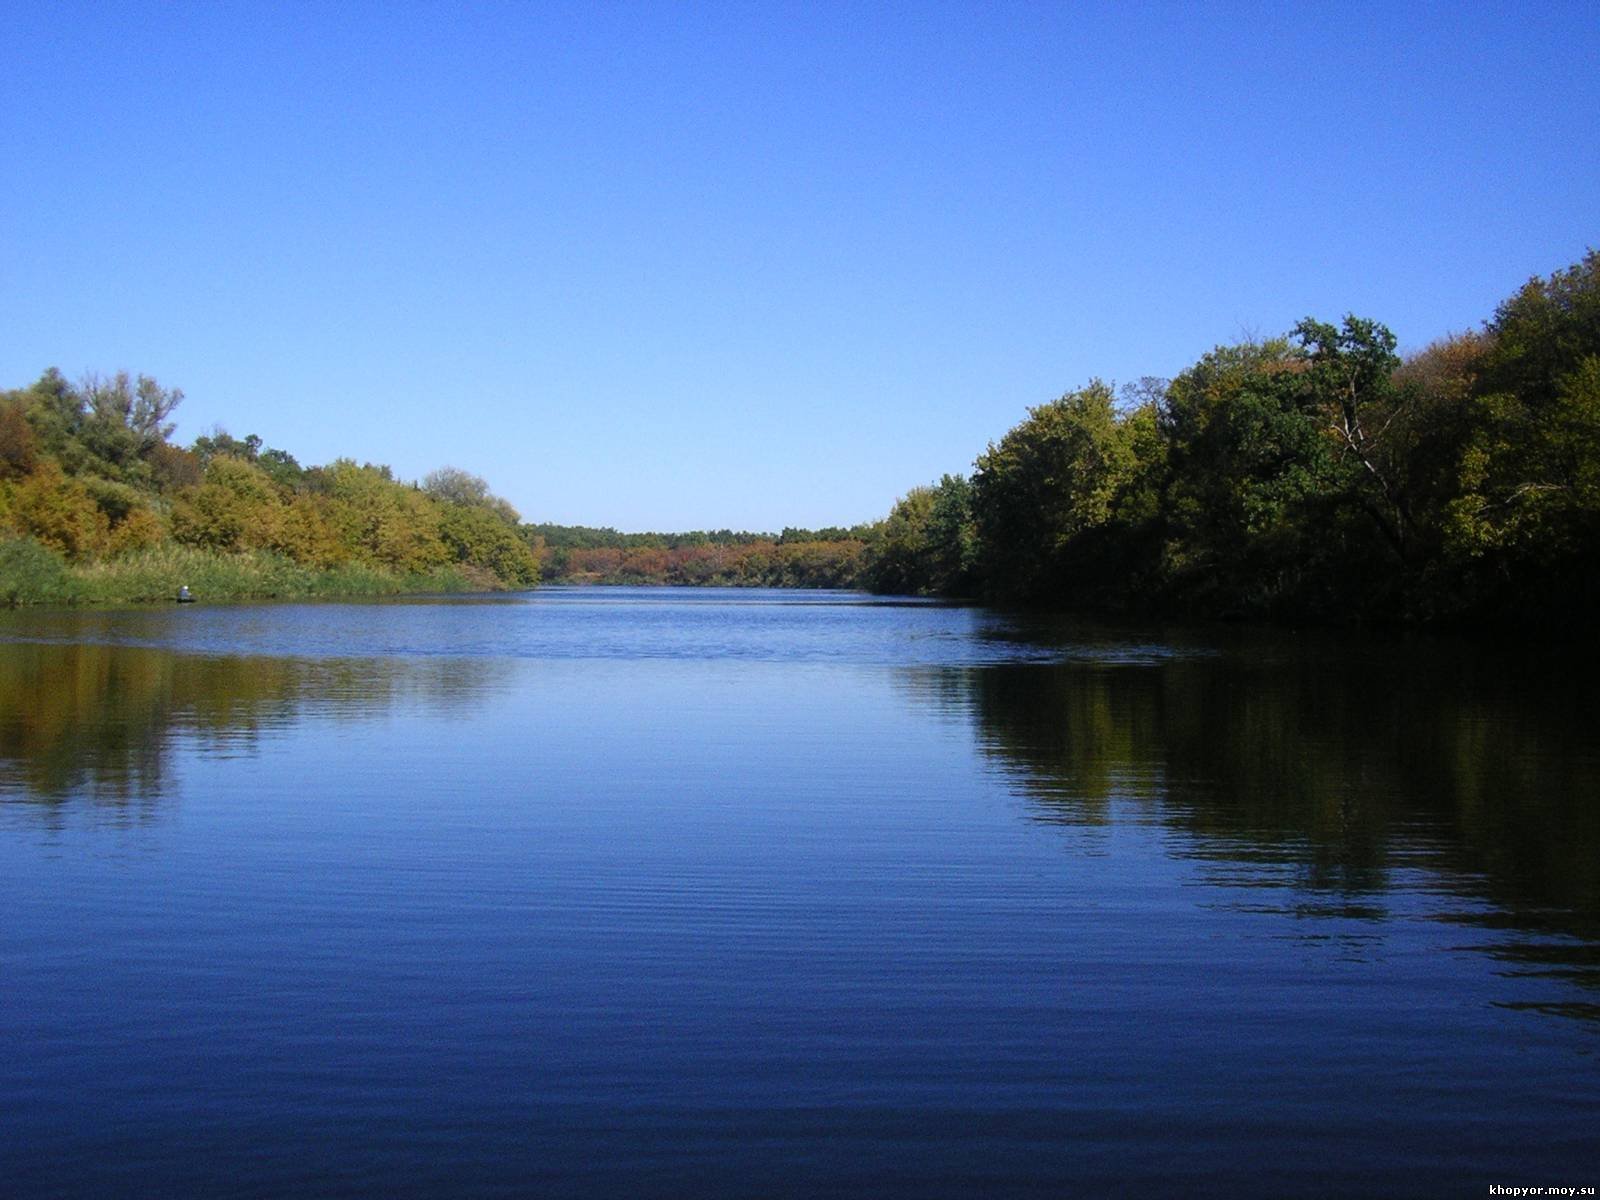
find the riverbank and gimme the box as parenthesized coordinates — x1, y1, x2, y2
(0, 539, 489, 606)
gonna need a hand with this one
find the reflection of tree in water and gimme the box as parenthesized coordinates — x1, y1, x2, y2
(0, 642, 505, 812)
(910, 627, 1600, 1016)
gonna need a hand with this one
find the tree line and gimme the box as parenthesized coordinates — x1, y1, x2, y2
(532, 522, 877, 587)
(0, 364, 877, 599)
(4, 249, 1595, 623)
(860, 251, 1600, 626)
(0, 377, 539, 601)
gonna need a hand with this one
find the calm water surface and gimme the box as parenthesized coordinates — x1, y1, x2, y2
(1, 589, 1596, 1198)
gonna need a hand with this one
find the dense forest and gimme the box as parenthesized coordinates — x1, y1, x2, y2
(862, 250, 1600, 626)
(3, 250, 1596, 625)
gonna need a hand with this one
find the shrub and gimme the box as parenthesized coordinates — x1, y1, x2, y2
(0, 538, 81, 605)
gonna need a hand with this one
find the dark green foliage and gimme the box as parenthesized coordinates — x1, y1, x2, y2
(1432, 252, 1600, 621)
(1157, 327, 1405, 618)
(780, 524, 881, 545)
(194, 431, 305, 488)
(869, 250, 1600, 629)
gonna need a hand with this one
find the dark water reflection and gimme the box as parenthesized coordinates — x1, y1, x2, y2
(1, 592, 1596, 1198)
(0, 640, 506, 813)
(940, 628, 1600, 1012)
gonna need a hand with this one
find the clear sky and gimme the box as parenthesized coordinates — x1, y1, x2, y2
(2, 2, 1596, 531)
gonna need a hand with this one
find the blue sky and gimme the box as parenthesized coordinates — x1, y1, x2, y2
(2, 2, 1596, 531)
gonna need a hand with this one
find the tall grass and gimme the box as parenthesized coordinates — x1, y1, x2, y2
(1, 539, 480, 606)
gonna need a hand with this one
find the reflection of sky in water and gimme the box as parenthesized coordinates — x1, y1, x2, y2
(0, 589, 1222, 667)
(0, 592, 1596, 1196)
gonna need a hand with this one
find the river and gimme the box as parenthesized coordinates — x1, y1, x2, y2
(1, 589, 1595, 1197)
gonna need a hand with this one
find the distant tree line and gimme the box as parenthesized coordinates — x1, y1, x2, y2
(540, 536, 872, 587)
(531, 522, 879, 587)
(860, 251, 1600, 626)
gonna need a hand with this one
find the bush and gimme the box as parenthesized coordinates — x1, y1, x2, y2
(0, 538, 81, 605)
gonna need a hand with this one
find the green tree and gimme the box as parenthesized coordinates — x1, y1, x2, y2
(1437, 253, 1600, 617)
(170, 457, 284, 552)
(323, 459, 449, 573)
(1290, 315, 1409, 561)
(868, 486, 937, 594)
(1161, 339, 1342, 613)
(424, 465, 520, 524)
(438, 502, 540, 586)
(924, 474, 979, 595)
(972, 381, 1147, 601)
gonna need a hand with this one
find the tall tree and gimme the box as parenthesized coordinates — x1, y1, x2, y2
(1290, 315, 1409, 561)
(972, 381, 1149, 601)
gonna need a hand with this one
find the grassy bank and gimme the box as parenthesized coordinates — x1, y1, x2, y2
(1, 538, 484, 606)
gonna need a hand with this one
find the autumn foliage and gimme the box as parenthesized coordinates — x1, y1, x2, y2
(552, 538, 868, 588)
(0, 370, 540, 600)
